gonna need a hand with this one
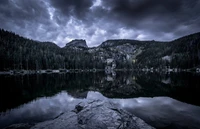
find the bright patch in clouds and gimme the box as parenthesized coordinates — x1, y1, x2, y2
(0, 0, 199, 47)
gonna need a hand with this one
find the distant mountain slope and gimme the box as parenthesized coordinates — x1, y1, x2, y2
(65, 39, 88, 48)
(134, 32, 200, 69)
(0, 28, 200, 71)
(95, 32, 200, 69)
(0, 29, 103, 70)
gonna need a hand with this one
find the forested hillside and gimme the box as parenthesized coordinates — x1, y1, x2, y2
(0, 28, 200, 71)
(0, 29, 104, 71)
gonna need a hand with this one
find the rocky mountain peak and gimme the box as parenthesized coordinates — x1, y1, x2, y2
(65, 39, 88, 48)
(100, 39, 139, 48)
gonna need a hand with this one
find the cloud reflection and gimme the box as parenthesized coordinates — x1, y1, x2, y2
(0, 91, 82, 128)
(0, 91, 200, 129)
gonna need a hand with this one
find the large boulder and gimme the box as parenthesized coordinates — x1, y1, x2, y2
(31, 100, 155, 129)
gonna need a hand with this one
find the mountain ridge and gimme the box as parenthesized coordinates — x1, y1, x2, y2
(65, 39, 88, 48)
(0, 28, 200, 71)
(1, 28, 200, 48)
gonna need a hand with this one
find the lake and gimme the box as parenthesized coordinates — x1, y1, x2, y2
(0, 71, 200, 129)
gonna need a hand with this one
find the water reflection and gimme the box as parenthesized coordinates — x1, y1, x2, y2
(90, 91, 200, 128)
(113, 97, 200, 129)
(0, 92, 82, 128)
(0, 91, 200, 129)
(0, 72, 200, 112)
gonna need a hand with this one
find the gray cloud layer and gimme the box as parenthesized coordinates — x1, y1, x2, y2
(0, 0, 200, 47)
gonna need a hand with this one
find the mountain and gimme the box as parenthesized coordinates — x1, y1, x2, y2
(0, 28, 200, 71)
(65, 39, 88, 48)
(0, 29, 101, 70)
(93, 33, 200, 69)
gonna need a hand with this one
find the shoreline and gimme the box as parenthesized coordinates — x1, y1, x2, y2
(0, 68, 199, 75)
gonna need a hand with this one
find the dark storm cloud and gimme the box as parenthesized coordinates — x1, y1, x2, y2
(0, 0, 59, 44)
(100, 0, 200, 35)
(48, 0, 95, 26)
(0, 0, 200, 47)
(49, 0, 93, 19)
(0, 0, 50, 28)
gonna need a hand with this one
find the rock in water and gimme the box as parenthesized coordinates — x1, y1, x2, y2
(31, 100, 155, 129)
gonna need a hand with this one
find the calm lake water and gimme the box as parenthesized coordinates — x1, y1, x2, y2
(0, 71, 200, 128)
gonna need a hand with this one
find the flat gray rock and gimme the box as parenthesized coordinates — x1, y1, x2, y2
(31, 100, 155, 129)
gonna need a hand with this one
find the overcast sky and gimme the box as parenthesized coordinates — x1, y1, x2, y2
(0, 0, 200, 47)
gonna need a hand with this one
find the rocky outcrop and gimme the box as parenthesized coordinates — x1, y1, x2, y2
(65, 39, 88, 48)
(31, 100, 154, 129)
(100, 39, 139, 48)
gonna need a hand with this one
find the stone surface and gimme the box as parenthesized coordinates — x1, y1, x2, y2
(4, 123, 35, 129)
(65, 39, 88, 48)
(31, 100, 155, 129)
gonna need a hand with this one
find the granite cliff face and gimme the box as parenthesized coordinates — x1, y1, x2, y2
(88, 32, 200, 70)
(65, 39, 88, 48)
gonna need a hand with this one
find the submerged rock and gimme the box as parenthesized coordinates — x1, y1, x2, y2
(31, 100, 154, 129)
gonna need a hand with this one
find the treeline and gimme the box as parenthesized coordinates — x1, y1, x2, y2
(134, 33, 200, 69)
(1, 28, 200, 71)
(0, 29, 105, 71)
(99, 35, 200, 70)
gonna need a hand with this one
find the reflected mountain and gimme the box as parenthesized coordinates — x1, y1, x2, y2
(0, 72, 200, 112)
